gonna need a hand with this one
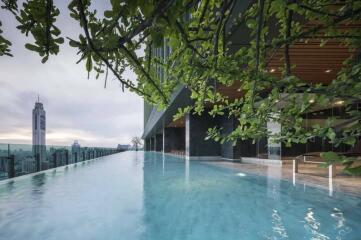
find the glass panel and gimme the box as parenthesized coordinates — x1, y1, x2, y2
(0, 143, 119, 181)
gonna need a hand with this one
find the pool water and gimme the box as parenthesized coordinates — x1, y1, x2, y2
(0, 151, 360, 240)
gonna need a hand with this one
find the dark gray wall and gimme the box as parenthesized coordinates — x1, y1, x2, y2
(150, 137, 155, 151)
(164, 127, 185, 152)
(155, 134, 163, 152)
(221, 116, 240, 159)
(186, 113, 221, 157)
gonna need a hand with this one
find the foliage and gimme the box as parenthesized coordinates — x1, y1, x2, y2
(320, 152, 361, 176)
(1, 0, 361, 173)
(0, 21, 12, 56)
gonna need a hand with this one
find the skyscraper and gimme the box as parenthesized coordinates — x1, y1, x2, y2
(32, 97, 46, 170)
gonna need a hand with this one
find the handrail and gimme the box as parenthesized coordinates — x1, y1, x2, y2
(294, 153, 323, 164)
(293, 153, 336, 178)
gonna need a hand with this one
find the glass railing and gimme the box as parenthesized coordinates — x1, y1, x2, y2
(0, 143, 121, 181)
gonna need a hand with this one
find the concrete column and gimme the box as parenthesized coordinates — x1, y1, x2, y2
(144, 139, 148, 151)
(267, 116, 282, 160)
(185, 113, 221, 158)
(163, 128, 171, 153)
(162, 129, 165, 153)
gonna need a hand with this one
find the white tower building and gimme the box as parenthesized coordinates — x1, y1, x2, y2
(32, 97, 47, 170)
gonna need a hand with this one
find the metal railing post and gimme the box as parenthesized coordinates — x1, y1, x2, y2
(329, 164, 336, 178)
(7, 155, 15, 178)
(293, 158, 299, 173)
(53, 152, 57, 168)
(65, 150, 69, 165)
(35, 153, 40, 172)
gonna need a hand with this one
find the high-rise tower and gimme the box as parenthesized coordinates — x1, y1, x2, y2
(32, 97, 46, 170)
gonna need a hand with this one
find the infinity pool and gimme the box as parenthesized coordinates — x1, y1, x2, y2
(0, 151, 360, 240)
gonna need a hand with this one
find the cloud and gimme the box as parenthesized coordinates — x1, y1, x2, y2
(0, 1, 144, 147)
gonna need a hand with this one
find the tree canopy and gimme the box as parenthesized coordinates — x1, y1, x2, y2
(1, 0, 361, 173)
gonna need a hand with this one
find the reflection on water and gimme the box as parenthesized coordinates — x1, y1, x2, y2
(0, 151, 360, 240)
(331, 208, 352, 240)
(270, 209, 288, 239)
(304, 208, 330, 240)
(31, 173, 46, 197)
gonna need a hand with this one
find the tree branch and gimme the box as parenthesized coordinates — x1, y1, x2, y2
(76, 0, 154, 100)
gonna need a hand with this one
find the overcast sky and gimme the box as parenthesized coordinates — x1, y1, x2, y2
(0, 1, 143, 147)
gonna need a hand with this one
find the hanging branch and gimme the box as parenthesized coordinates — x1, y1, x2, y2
(222, 0, 236, 54)
(147, 40, 153, 73)
(284, 3, 293, 77)
(104, 66, 108, 88)
(174, 19, 205, 59)
(197, 0, 210, 31)
(44, 0, 52, 55)
(117, 0, 177, 47)
(296, 3, 341, 17)
(271, 7, 361, 48)
(213, 0, 228, 59)
(119, 44, 169, 104)
(250, 0, 265, 111)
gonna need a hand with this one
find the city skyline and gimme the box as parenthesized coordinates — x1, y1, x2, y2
(0, 1, 142, 147)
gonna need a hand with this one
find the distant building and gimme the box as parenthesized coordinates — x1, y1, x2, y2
(21, 156, 36, 174)
(71, 140, 81, 162)
(32, 98, 47, 170)
(117, 144, 130, 151)
(50, 147, 69, 166)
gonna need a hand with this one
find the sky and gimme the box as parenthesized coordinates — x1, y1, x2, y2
(0, 1, 144, 148)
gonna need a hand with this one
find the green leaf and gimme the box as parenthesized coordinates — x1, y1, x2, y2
(104, 10, 113, 18)
(320, 151, 340, 164)
(86, 55, 92, 72)
(25, 43, 40, 52)
(41, 55, 49, 63)
(344, 165, 361, 176)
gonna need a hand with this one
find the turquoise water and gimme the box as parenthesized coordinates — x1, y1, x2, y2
(0, 151, 360, 240)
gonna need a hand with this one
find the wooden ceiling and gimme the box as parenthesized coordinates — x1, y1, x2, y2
(167, 116, 185, 128)
(267, 40, 354, 85)
(217, 40, 357, 100)
(217, 19, 361, 99)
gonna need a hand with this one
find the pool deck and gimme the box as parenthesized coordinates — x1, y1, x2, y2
(206, 160, 361, 197)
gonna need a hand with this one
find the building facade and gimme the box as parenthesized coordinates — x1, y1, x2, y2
(142, 1, 360, 163)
